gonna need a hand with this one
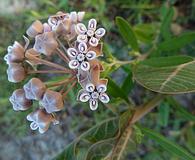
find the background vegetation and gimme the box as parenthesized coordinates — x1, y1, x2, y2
(0, 0, 195, 159)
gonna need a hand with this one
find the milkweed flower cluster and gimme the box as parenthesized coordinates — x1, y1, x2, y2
(4, 11, 109, 133)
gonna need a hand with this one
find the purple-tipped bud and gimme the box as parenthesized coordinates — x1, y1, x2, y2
(7, 63, 26, 83)
(4, 41, 25, 64)
(9, 89, 33, 111)
(26, 20, 44, 37)
(40, 89, 64, 113)
(33, 32, 58, 56)
(23, 78, 46, 100)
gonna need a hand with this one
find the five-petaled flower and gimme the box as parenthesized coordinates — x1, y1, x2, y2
(77, 82, 110, 111)
(67, 42, 96, 71)
(76, 19, 106, 47)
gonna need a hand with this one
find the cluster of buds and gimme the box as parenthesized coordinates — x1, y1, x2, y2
(5, 11, 109, 133)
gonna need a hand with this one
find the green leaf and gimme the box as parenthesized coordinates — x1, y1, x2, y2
(158, 32, 195, 51)
(158, 103, 170, 127)
(116, 16, 139, 51)
(121, 71, 134, 95)
(107, 77, 130, 103)
(134, 23, 158, 43)
(133, 56, 195, 94)
(167, 97, 195, 121)
(140, 127, 195, 160)
(160, 6, 174, 40)
(54, 110, 132, 160)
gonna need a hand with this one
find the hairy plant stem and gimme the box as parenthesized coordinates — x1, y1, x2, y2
(57, 38, 68, 52)
(26, 54, 68, 71)
(27, 69, 72, 74)
(46, 76, 76, 88)
(107, 94, 165, 159)
(130, 94, 165, 124)
(62, 81, 77, 98)
(56, 48, 70, 63)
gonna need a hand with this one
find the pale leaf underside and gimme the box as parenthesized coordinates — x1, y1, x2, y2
(134, 60, 195, 94)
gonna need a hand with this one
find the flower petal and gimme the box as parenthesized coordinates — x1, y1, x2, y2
(79, 92, 91, 102)
(88, 19, 97, 31)
(67, 48, 78, 58)
(99, 93, 110, 103)
(89, 37, 99, 47)
(76, 23, 87, 34)
(86, 51, 96, 60)
(96, 84, 107, 93)
(39, 127, 47, 134)
(88, 43, 103, 57)
(77, 12, 85, 22)
(69, 60, 79, 69)
(85, 83, 95, 92)
(78, 42, 87, 53)
(77, 69, 91, 88)
(30, 122, 39, 130)
(80, 61, 90, 71)
(89, 99, 98, 111)
(70, 11, 77, 23)
(95, 28, 106, 39)
(26, 20, 43, 38)
(77, 34, 88, 43)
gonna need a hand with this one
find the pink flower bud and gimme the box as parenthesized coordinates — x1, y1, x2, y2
(7, 63, 26, 83)
(40, 89, 64, 113)
(4, 41, 25, 64)
(26, 20, 44, 38)
(9, 89, 32, 111)
(33, 32, 58, 56)
(27, 109, 57, 134)
(23, 78, 46, 100)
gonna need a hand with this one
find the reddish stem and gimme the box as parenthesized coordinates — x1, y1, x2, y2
(27, 70, 72, 74)
(62, 81, 77, 98)
(56, 48, 70, 63)
(26, 54, 68, 71)
(47, 76, 76, 88)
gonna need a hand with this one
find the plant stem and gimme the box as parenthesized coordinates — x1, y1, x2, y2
(46, 76, 76, 88)
(56, 48, 70, 63)
(57, 38, 68, 52)
(27, 69, 72, 74)
(26, 54, 68, 71)
(62, 81, 77, 98)
(131, 94, 165, 124)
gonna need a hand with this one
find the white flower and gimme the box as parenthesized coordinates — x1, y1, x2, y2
(77, 83, 110, 111)
(67, 42, 96, 71)
(76, 19, 106, 47)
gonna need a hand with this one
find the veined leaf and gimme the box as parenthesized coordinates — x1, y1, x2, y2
(158, 32, 195, 51)
(140, 127, 195, 160)
(116, 16, 139, 51)
(109, 126, 133, 160)
(133, 56, 195, 94)
(54, 110, 132, 160)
